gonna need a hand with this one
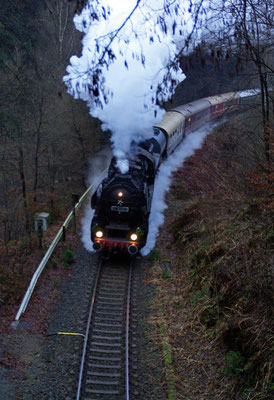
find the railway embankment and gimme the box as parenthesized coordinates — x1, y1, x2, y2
(146, 121, 273, 399)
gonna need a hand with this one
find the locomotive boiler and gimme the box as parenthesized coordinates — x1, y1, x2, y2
(90, 90, 247, 255)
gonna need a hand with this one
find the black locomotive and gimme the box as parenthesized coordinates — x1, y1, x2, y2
(90, 129, 167, 255)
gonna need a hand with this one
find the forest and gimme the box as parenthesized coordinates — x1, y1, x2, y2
(0, 0, 107, 248)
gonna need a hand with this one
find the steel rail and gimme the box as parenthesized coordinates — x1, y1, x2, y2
(13, 169, 108, 325)
(125, 259, 133, 400)
(76, 257, 103, 400)
(76, 259, 133, 400)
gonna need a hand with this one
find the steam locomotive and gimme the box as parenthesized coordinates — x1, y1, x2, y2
(90, 90, 246, 255)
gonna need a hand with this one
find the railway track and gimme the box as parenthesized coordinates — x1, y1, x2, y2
(76, 257, 135, 400)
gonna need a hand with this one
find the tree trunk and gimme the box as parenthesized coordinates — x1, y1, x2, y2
(18, 141, 30, 234)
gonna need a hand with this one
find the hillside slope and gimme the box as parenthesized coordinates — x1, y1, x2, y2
(146, 117, 273, 399)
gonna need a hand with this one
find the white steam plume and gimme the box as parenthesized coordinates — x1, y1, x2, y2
(81, 204, 95, 252)
(63, 0, 190, 164)
(141, 121, 221, 256)
(81, 148, 112, 251)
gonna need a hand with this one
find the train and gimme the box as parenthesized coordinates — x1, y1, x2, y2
(90, 90, 249, 255)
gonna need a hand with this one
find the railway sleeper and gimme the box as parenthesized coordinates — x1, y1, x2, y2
(87, 371, 121, 377)
(88, 363, 122, 368)
(89, 348, 121, 354)
(93, 327, 122, 332)
(90, 342, 122, 347)
(92, 335, 122, 340)
(85, 389, 120, 396)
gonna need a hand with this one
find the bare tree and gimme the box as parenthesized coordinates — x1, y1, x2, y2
(0, 0, 104, 244)
(201, 0, 273, 168)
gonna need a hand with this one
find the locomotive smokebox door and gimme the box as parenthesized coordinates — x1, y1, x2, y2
(34, 212, 50, 232)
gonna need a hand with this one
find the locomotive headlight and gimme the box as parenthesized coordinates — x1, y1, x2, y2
(118, 191, 124, 198)
(130, 233, 138, 241)
(95, 230, 103, 238)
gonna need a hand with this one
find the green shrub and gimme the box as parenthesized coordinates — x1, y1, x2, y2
(63, 249, 74, 266)
(148, 248, 161, 261)
(51, 258, 58, 269)
(225, 350, 244, 376)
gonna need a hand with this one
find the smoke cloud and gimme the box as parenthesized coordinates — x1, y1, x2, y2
(63, 0, 188, 162)
(81, 204, 95, 252)
(81, 148, 112, 251)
